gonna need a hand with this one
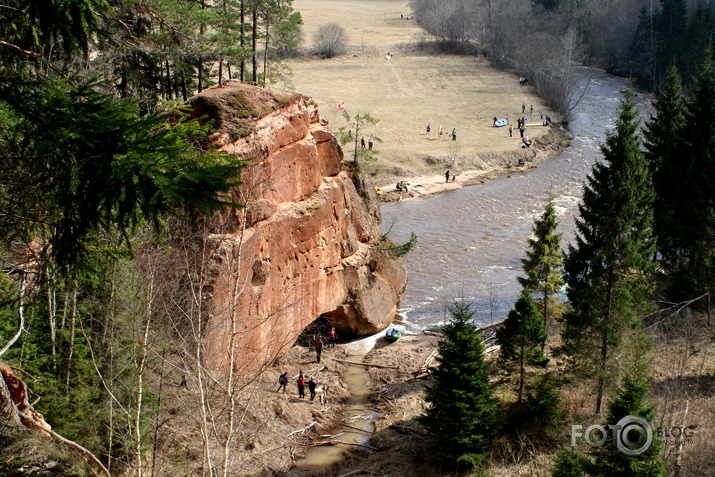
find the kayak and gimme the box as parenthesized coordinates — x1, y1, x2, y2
(525, 122, 548, 127)
(385, 328, 402, 342)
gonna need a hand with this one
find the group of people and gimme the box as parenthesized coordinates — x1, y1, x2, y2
(425, 124, 456, 141)
(445, 170, 456, 183)
(278, 371, 322, 402)
(275, 327, 340, 402)
(313, 327, 338, 363)
(360, 136, 374, 150)
(385, 51, 394, 60)
(517, 116, 527, 138)
(396, 180, 410, 192)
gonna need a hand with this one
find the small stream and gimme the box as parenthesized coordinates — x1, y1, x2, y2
(293, 338, 379, 469)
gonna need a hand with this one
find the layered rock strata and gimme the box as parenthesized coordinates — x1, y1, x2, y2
(185, 82, 407, 370)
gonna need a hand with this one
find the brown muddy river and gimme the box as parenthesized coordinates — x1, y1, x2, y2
(381, 68, 636, 331)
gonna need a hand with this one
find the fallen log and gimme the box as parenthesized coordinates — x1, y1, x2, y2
(340, 421, 373, 433)
(335, 359, 399, 369)
(477, 319, 506, 332)
(286, 421, 317, 438)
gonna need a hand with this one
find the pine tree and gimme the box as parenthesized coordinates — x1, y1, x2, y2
(496, 291, 547, 403)
(420, 301, 496, 468)
(518, 192, 565, 337)
(592, 361, 665, 476)
(562, 89, 656, 414)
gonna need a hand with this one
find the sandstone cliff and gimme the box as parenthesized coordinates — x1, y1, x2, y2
(185, 82, 407, 370)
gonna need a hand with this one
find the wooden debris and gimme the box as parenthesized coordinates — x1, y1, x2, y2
(286, 421, 317, 438)
(340, 421, 373, 433)
(477, 319, 506, 332)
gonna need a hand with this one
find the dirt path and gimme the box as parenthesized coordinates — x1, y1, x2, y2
(278, 0, 560, 189)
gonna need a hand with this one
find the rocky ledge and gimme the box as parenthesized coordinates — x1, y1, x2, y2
(184, 82, 408, 371)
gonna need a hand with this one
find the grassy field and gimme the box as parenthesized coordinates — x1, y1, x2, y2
(274, 0, 556, 183)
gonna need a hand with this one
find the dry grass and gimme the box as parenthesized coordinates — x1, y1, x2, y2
(274, 0, 557, 186)
(648, 312, 715, 476)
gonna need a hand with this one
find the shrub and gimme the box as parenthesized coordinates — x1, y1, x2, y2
(313, 23, 347, 58)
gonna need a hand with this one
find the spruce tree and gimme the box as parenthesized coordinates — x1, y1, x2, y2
(562, 89, 656, 414)
(592, 364, 665, 476)
(630, 6, 658, 90)
(672, 52, 715, 297)
(496, 291, 547, 403)
(644, 65, 686, 278)
(683, 2, 713, 83)
(552, 447, 589, 477)
(420, 301, 496, 468)
(518, 192, 565, 337)
(655, 0, 688, 83)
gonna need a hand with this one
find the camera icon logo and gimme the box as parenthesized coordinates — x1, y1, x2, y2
(614, 415, 653, 456)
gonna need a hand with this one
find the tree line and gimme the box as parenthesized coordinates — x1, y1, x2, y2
(411, 0, 714, 117)
(419, 59, 714, 475)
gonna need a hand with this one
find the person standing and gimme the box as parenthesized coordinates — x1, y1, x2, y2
(315, 337, 323, 363)
(277, 372, 288, 393)
(520, 126, 525, 138)
(368, 137, 373, 150)
(451, 128, 457, 141)
(509, 125, 513, 137)
(328, 327, 337, 349)
(426, 123, 431, 135)
(530, 104, 533, 116)
(438, 125, 444, 138)
(308, 377, 317, 402)
(445, 170, 450, 183)
(522, 103, 525, 114)
(296, 372, 306, 399)
(360, 137, 366, 148)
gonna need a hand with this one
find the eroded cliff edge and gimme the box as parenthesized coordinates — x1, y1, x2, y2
(185, 81, 407, 369)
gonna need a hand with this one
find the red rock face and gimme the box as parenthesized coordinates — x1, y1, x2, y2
(185, 82, 407, 371)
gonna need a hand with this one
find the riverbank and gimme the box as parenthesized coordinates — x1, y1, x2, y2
(373, 124, 571, 203)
